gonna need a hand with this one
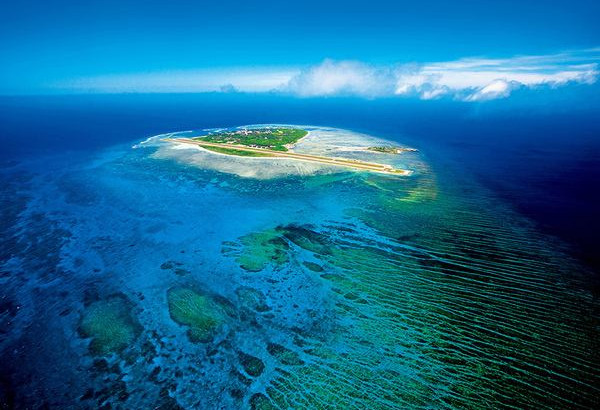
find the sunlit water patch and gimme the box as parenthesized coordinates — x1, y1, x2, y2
(0, 125, 598, 408)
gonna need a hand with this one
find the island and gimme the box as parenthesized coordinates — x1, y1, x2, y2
(164, 127, 410, 175)
(198, 127, 308, 152)
(367, 146, 418, 154)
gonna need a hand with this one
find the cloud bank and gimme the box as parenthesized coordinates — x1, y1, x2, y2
(285, 49, 598, 101)
(55, 48, 599, 102)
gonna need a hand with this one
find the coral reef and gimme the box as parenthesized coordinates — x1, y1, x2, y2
(238, 352, 265, 377)
(235, 287, 270, 313)
(78, 294, 141, 355)
(267, 343, 304, 366)
(222, 229, 290, 272)
(224, 216, 600, 408)
(250, 393, 276, 410)
(167, 286, 230, 343)
(302, 261, 324, 272)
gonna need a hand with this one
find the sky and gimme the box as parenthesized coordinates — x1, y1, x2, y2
(1, 0, 599, 100)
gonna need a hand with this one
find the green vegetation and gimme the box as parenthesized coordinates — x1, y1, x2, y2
(201, 145, 274, 157)
(78, 295, 142, 355)
(194, 127, 308, 151)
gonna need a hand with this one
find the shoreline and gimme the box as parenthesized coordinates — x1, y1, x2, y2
(164, 138, 411, 176)
(286, 129, 311, 150)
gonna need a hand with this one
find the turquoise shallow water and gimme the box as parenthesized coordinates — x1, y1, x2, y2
(1, 125, 599, 408)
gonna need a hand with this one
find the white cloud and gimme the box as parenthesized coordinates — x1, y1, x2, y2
(393, 49, 599, 100)
(464, 79, 516, 101)
(283, 59, 395, 97)
(421, 88, 449, 100)
(282, 49, 599, 100)
(52, 48, 599, 102)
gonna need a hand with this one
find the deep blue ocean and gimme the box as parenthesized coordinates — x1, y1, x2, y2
(1, 93, 599, 408)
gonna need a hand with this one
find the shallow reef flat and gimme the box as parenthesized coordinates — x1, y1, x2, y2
(151, 125, 418, 179)
(225, 213, 599, 408)
(0, 125, 598, 409)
